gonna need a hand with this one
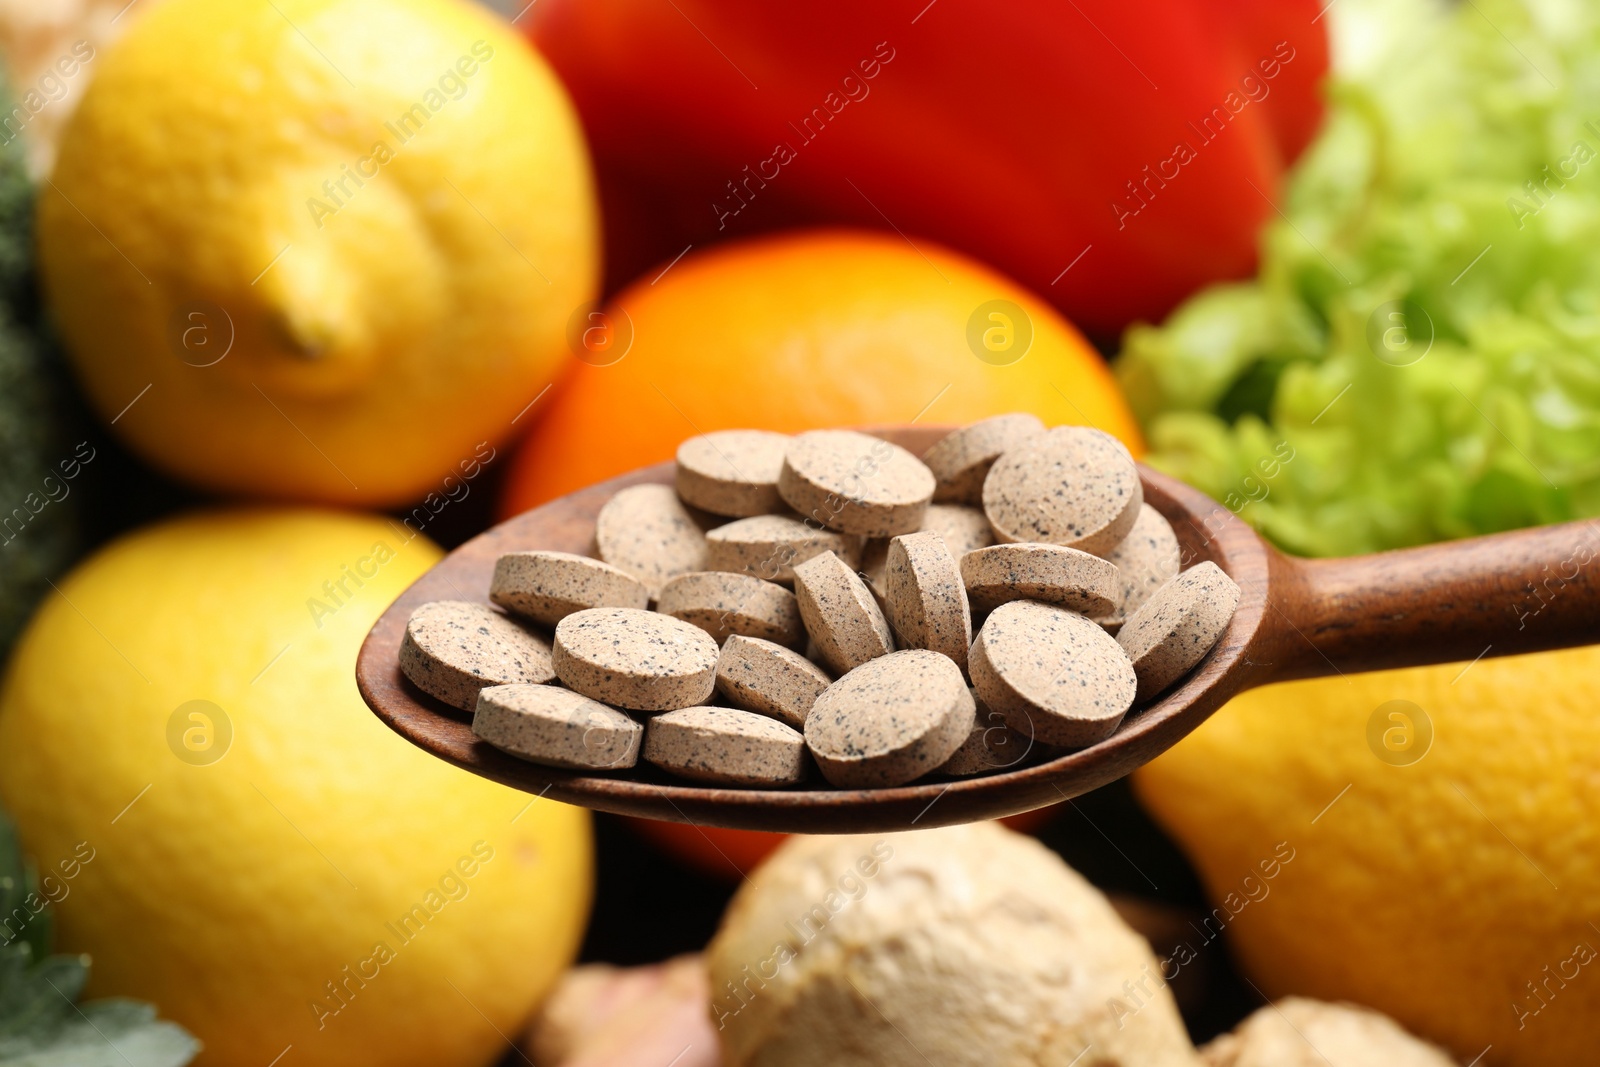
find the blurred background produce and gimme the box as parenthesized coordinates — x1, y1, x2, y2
(0, 511, 591, 1067)
(38, 0, 597, 505)
(0, 0, 1593, 1063)
(1137, 647, 1600, 1066)
(0, 0, 132, 178)
(531, 825, 1459, 1067)
(1128, 0, 1600, 1062)
(0, 811, 197, 1065)
(522, 0, 1329, 336)
(0, 75, 85, 653)
(500, 229, 1141, 513)
(1122, 0, 1599, 553)
(706, 823, 1202, 1066)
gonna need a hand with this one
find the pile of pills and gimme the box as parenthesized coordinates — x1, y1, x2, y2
(397, 417, 1240, 790)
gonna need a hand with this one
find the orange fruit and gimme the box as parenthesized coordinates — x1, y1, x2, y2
(501, 228, 1140, 515)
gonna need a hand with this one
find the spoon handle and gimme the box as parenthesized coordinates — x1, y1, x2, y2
(1261, 518, 1600, 683)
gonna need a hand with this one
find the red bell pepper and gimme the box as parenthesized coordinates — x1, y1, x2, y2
(526, 0, 1328, 336)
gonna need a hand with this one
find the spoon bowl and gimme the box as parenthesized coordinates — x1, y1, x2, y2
(356, 425, 1600, 833)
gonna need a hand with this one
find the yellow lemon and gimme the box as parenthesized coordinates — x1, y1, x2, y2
(38, 0, 598, 505)
(1134, 650, 1600, 1066)
(0, 510, 592, 1067)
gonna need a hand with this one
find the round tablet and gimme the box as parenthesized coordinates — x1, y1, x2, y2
(1094, 504, 1182, 631)
(969, 600, 1137, 748)
(792, 551, 895, 676)
(490, 551, 649, 626)
(959, 543, 1122, 616)
(805, 649, 975, 788)
(778, 429, 935, 537)
(675, 429, 792, 517)
(1117, 562, 1241, 702)
(883, 531, 972, 671)
(704, 514, 859, 585)
(860, 504, 995, 599)
(922, 503, 998, 558)
(982, 426, 1143, 555)
(552, 607, 720, 711)
(472, 684, 642, 771)
(656, 571, 805, 650)
(594, 483, 708, 599)
(922, 413, 1046, 504)
(714, 635, 833, 730)
(398, 601, 555, 712)
(642, 706, 808, 787)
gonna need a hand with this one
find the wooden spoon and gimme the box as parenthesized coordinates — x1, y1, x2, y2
(356, 425, 1600, 833)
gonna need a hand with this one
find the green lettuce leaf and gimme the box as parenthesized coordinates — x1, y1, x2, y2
(1117, 0, 1600, 556)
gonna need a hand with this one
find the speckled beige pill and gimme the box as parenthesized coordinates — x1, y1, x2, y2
(656, 571, 805, 649)
(960, 543, 1122, 617)
(704, 514, 859, 585)
(490, 551, 649, 626)
(1094, 504, 1182, 631)
(922, 503, 998, 556)
(675, 429, 792, 517)
(778, 429, 935, 537)
(883, 531, 972, 670)
(792, 551, 895, 676)
(982, 425, 1143, 555)
(642, 706, 808, 786)
(969, 600, 1137, 748)
(922, 413, 1046, 504)
(1117, 561, 1240, 702)
(594, 483, 707, 599)
(861, 504, 994, 598)
(804, 649, 975, 788)
(938, 693, 1033, 777)
(552, 607, 719, 711)
(399, 601, 555, 712)
(472, 684, 641, 771)
(714, 635, 833, 730)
